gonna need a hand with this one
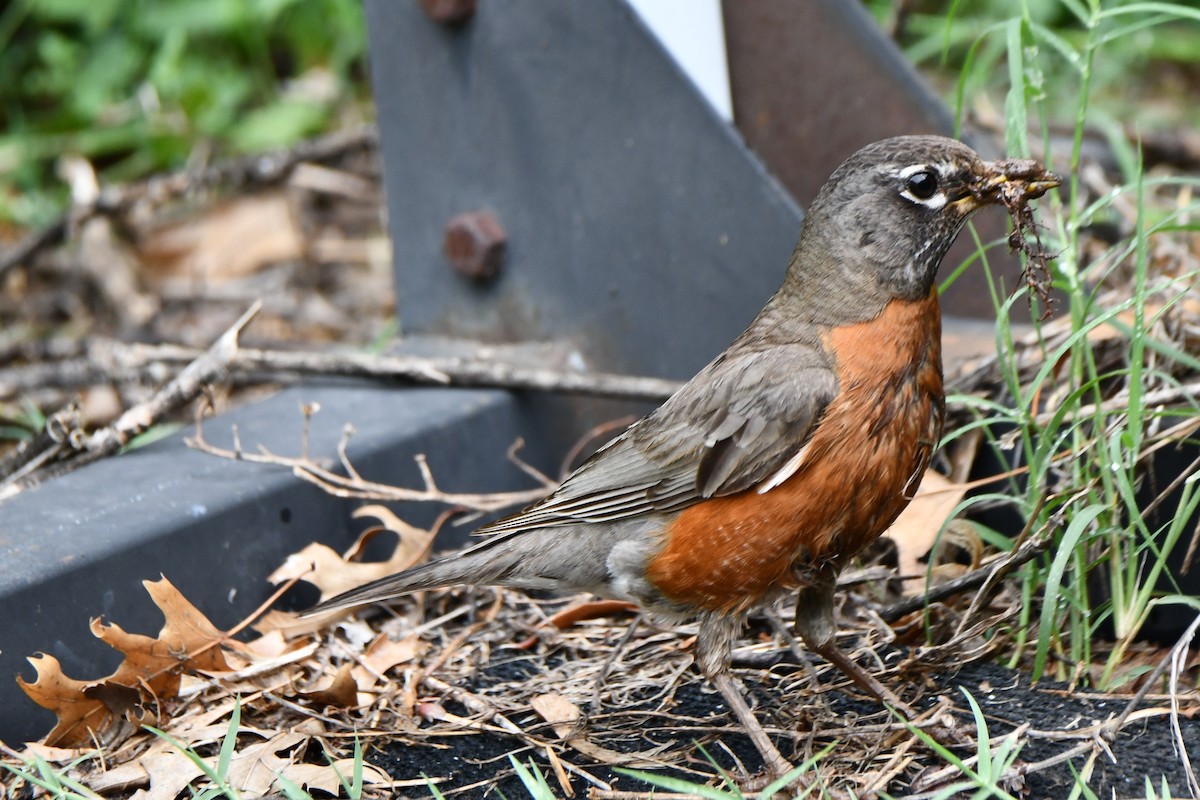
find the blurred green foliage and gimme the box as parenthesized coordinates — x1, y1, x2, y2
(864, 0, 1200, 133)
(0, 0, 369, 228)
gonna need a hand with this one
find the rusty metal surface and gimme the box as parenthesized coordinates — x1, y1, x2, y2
(722, 0, 1021, 319)
(418, 0, 476, 26)
(443, 210, 507, 282)
(723, 0, 954, 205)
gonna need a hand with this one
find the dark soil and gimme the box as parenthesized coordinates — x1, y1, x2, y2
(369, 639, 1199, 799)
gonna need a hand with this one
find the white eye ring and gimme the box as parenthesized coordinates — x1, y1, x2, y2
(898, 165, 947, 209)
(900, 188, 949, 209)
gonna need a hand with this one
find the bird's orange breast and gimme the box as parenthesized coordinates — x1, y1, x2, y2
(645, 290, 944, 613)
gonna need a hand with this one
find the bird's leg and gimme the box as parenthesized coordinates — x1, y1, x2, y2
(697, 613, 794, 778)
(794, 571, 914, 717)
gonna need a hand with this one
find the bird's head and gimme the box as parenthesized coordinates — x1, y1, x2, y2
(788, 135, 1059, 315)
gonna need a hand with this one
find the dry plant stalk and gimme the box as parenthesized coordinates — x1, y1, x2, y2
(976, 157, 1061, 317)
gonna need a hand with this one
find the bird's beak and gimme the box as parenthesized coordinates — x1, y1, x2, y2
(951, 158, 1062, 213)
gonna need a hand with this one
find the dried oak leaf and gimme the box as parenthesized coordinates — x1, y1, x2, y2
(530, 693, 661, 767)
(86, 736, 206, 800)
(299, 663, 360, 708)
(135, 747, 208, 800)
(17, 653, 114, 747)
(348, 633, 427, 694)
(361, 632, 425, 676)
(18, 577, 230, 747)
(219, 723, 389, 796)
(268, 505, 436, 601)
(258, 505, 436, 637)
(138, 191, 304, 284)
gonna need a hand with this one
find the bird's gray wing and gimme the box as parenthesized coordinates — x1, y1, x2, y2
(472, 342, 838, 540)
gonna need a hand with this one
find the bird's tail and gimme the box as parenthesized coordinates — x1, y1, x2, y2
(303, 544, 519, 617)
(304, 522, 625, 617)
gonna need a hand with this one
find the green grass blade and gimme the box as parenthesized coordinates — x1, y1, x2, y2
(1032, 504, 1106, 681)
(1026, 21, 1082, 72)
(271, 772, 313, 800)
(216, 699, 241, 782)
(507, 756, 557, 800)
(614, 767, 741, 799)
(1097, 3, 1200, 25)
(1004, 18, 1030, 157)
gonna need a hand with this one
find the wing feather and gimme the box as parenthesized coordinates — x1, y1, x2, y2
(474, 342, 837, 542)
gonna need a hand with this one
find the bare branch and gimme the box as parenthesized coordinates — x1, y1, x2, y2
(0, 303, 261, 499)
(0, 126, 378, 280)
(188, 408, 549, 515)
(0, 338, 683, 403)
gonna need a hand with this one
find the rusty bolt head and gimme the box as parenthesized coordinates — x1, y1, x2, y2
(419, 0, 476, 26)
(443, 211, 506, 281)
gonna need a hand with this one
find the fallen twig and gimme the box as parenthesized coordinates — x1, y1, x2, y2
(0, 126, 378, 279)
(188, 407, 551, 513)
(85, 303, 260, 457)
(878, 501, 1056, 624)
(0, 401, 81, 484)
(0, 339, 683, 403)
(0, 303, 261, 499)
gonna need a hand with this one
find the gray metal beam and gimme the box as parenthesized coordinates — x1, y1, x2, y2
(0, 385, 547, 744)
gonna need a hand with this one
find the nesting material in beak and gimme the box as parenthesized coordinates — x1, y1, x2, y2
(977, 158, 1063, 204)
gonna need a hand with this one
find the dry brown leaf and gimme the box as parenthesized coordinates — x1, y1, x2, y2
(143, 578, 231, 672)
(530, 693, 652, 766)
(516, 600, 639, 648)
(278, 758, 392, 795)
(217, 721, 392, 796)
(136, 749, 209, 800)
(233, 628, 299, 659)
(83, 759, 152, 796)
(92, 619, 186, 700)
(361, 633, 425, 676)
(138, 191, 304, 283)
(89, 737, 207, 800)
(90, 716, 389, 798)
(155, 697, 242, 740)
(216, 636, 315, 694)
(299, 663, 360, 708)
(545, 600, 639, 631)
(530, 693, 584, 740)
(17, 577, 231, 747)
(250, 608, 334, 639)
(19, 742, 89, 763)
(17, 653, 114, 747)
(225, 632, 319, 675)
(224, 730, 310, 795)
(883, 471, 968, 595)
(267, 505, 436, 602)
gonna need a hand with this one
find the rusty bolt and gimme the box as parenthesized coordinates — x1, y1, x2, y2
(419, 0, 476, 26)
(443, 210, 506, 281)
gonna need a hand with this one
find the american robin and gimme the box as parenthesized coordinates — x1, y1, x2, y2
(309, 136, 1059, 775)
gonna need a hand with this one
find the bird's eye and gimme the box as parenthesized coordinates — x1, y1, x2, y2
(905, 170, 938, 200)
